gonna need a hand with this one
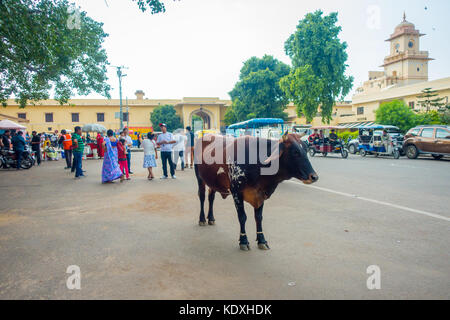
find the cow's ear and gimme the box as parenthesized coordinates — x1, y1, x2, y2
(264, 141, 285, 164)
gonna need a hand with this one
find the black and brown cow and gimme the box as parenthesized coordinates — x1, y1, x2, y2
(194, 132, 318, 251)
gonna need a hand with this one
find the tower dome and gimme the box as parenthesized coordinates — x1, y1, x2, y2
(386, 12, 423, 41)
(394, 12, 415, 33)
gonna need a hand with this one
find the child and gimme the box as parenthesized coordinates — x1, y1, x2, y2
(141, 132, 158, 180)
(118, 138, 130, 181)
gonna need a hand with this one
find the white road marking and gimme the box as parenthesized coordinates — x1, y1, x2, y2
(287, 180, 450, 222)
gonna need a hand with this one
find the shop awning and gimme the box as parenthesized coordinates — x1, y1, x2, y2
(337, 121, 375, 129)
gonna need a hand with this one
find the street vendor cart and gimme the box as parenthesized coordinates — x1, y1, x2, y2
(82, 123, 107, 159)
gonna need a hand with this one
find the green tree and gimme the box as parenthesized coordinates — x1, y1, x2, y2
(227, 55, 290, 125)
(375, 100, 417, 133)
(438, 105, 450, 124)
(150, 104, 182, 131)
(280, 10, 353, 123)
(0, 0, 111, 107)
(133, 0, 179, 14)
(417, 88, 446, 112)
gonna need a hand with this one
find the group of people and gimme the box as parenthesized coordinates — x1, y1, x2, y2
(100, 123, 195, 183)
(0, 129, 27, 169)
(308, 128, 339, 146)
(2, 123, 197, 182)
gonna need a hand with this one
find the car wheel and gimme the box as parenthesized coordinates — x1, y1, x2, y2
(309, 148, 315, 157)
(348, 144, 356, 154)
(406, 145, 419, 159)
(360, 149, 366, 157)
(393, 150, 400, 159)
(432, 154, 443, 160)
(341, 150, 348, 159)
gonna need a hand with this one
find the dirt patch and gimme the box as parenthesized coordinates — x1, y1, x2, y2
(126, 193, 192, 216)
(0, 211, 26, 226)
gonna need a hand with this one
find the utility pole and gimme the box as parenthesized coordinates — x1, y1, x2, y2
(113, 66, 128, 130)
(126, 96, 129, 129)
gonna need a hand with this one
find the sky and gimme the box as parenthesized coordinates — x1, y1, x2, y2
(72, 0, 450, 101)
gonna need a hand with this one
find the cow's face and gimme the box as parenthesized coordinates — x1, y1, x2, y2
(282, 134, 318, 184)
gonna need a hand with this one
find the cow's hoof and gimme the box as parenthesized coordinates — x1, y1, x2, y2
(199, 221, 207, 226)
(258, 242, 270, 250)
(240, 244, 251, 251)
(208, 220, 215, 225)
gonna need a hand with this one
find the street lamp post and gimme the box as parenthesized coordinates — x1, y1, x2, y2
(115, 66, 127, 131)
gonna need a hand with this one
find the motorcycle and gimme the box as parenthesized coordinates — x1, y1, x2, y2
(0, 146, 34, 169)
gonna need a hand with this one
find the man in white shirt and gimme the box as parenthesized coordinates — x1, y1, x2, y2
(173, 131, 187, 171)
(123, 127, 133, 174)
(156, 123, 177, 179)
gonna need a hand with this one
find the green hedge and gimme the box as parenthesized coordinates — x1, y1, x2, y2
(337, 131, 358, 141)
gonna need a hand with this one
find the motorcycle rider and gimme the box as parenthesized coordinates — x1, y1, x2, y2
(329, 129, 338, 146)
(12, 131, 26, 170)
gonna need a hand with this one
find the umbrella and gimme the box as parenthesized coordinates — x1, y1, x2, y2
(173, 128, 185, 135)
(82, 123, 107, 133)
(0, 119, 26, 130)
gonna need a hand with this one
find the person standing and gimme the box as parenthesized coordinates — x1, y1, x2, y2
(101, 129, 123, 183)
(122, 127, 133, 174)
(173, 130, 187, 171)
(31, 131, 42, 166)
(96, 132, 104, 158)
(11, 131, 26, 170)
(156, 123, 176, 179)
(72, 126, 85, 179)
(2, 130, 11, 150)
(117, 138, 130, 181)
(60, 129, 72, 169)
(141, 132, 158, 180)
(185, 126, 195, 168)
(136, 132, 141, 149)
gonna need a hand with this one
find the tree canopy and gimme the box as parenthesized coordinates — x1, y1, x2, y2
(0, 0, 111, 107)
(133, 0, 179, 14)
(280, 10, 353, 123)
(375, 100, 444, 133)
(150, 104, 182, 132)
(375, 100, 417, 133)
(417, 88, 446, 112)
(226, 55, 290, 125)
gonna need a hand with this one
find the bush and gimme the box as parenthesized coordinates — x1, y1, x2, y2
(375, 100, 417, 133)
(337, 130, 358, 141)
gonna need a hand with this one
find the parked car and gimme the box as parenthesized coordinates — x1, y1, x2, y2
(403, 125, 450, 159)
(347, 125, 404, 154)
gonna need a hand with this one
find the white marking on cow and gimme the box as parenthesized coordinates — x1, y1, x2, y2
(228, 163, 245, 183)
(217, 167, 225, 175)
(287, 180, 450, 222)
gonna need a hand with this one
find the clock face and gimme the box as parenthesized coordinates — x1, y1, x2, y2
(408, 40, 414, 48)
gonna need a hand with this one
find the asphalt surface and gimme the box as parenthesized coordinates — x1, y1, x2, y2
(0, 152, 449, 299)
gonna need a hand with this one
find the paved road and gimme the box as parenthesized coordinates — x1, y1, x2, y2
(0, 152, 448, 299)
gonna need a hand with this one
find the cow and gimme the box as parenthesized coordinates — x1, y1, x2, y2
(194, 132, 318, 251)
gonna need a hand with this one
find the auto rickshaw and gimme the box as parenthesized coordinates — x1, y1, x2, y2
(358, 125, 401, 159)
(308, 126, 348, 158)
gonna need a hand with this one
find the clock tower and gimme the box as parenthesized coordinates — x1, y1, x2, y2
(381, 13, 433, 86)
